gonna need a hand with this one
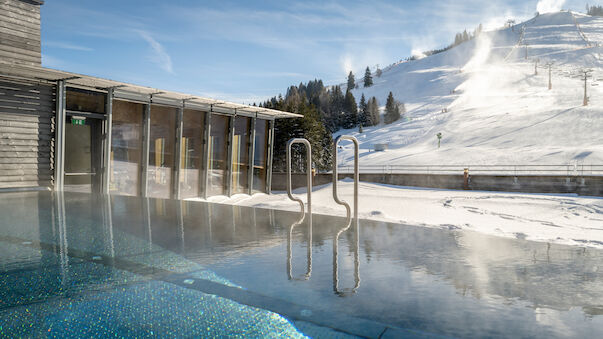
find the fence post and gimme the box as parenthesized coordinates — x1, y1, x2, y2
(463, 168, 470, 190)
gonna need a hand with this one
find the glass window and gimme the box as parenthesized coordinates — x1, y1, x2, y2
(207, 114, 229, 197)
(180, 109, 205, 199)
(148, 105, 177, 199)
(253, 120, 270, 193)
(232, 116, 251, 194)
(66, 88, 106, 113)
(110, 100, 144, 196)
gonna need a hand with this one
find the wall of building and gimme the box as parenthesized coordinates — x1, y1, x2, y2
(0, 1, 50, 190)
(0, 0, 42, 66)
(0, 73, 276, 196)
(0, 0, 281, 196)
(0, 77, 55, 189)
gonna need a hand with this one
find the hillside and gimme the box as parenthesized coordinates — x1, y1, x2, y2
(339, 11, 603, 168)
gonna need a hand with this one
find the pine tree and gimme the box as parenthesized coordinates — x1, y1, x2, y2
(398, 102, 406, 120)
(367, 96, 379, 125)
(298, 101, 333, 172)
(329, 85, 345, 131)
(346, 71, 355, 91)
(462, 30, 469, 42)
(343, 90, 358, 129)
(270, 98, 332, 173)
(358, 94, 368, 126)
(384, 92, 401, 124)
(587, 5, 603, 16)
(363, 66, 373, 87)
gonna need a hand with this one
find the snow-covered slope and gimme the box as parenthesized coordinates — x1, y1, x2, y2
(342, 11, 603, 167)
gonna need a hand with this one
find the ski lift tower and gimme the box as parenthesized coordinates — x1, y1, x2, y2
(545, 62, 554, 90)
(581, 69, 593, 106)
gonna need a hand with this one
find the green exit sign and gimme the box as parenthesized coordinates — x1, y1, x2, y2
(71, 118, 86, 126)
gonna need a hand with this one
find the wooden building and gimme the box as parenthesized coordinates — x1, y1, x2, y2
(0, 0, 300, 198)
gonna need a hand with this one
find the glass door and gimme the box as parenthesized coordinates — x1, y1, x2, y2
(64, 115, 102, 193)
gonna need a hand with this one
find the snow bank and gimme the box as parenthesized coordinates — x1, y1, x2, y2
(200, 181, 603, 249)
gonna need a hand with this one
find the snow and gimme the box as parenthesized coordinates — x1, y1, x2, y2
(200, 180, 603, 249)
(193, 12, 603, 250)
(340, 11, 603, 167)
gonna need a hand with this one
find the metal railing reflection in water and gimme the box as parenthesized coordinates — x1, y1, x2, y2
(332, 216, 360, 296)
(53, 191, 69, 287)
(102, 195, 116, 260)
(50, 192, 119, 286)
(286, 210, 312, 280)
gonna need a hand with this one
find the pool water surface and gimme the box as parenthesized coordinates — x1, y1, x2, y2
(0, 191, 602, 338)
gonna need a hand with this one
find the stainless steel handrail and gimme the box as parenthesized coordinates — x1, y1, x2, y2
(333, 135, 359, 220)
(286, 138, 312, 214)
(332, 135, 361, 296)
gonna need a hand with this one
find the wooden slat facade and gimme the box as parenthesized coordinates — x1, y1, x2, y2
(0, 0, 41, 66)
(0, 78, 55, 189)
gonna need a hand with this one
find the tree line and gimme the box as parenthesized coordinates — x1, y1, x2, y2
(408, 24, 483, 61)
(587, 4, 603, 16)
(260, 78, 404, 172)
(347, 66, 381, 89)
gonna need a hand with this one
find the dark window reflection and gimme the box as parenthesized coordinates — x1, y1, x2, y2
(66, 88, 106, 113)
(253, 120, 269, 193)
(208, 114, 229, 196)
(148, 105, 177, 199)
(110, 100, 144, 196)
(180, 110, 205, 199)
(232, 116, 251, 194)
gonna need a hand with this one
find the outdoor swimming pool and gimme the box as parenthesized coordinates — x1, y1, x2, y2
(0, 191, 602, 338)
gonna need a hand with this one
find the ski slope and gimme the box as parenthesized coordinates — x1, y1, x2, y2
(189, 12, 603, 249)
(340, 11, 603, 168)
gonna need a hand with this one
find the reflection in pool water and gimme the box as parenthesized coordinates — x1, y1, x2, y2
(0, 191, 602, 338)
(287, 212, 312, 281)
(332, 215, 360, 296)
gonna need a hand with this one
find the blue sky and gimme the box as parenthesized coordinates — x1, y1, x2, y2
(41, 0, 587, 103)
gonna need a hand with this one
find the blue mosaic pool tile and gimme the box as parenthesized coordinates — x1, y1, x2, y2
(0, 280, 308, 338)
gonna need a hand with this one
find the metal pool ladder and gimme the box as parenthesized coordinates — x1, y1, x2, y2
(286, 138, 312, 214)
(286, 138, 313, 280)
(332, 135, 360, 295)
(332, 135, 359, 220)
